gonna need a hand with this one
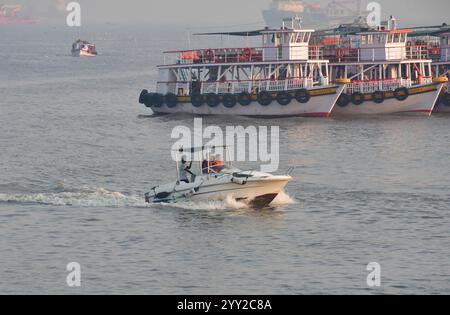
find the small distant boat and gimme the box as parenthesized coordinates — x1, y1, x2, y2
(0, 4, 40, 25)
(71, 40, 98, 57)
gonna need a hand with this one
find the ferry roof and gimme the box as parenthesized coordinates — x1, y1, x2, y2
(357, 29, 413, 35)
(194, 27, 315, 37)
(260, 28, 315, 34)
(194, 30, 266, 37)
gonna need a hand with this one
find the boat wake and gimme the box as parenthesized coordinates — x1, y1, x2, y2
(0, 187, 146, 208)
(0, 187, 295, 210)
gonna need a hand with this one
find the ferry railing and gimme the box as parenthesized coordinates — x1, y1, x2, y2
(308, 45, 324, 60)
(441, 47, 450, 61)
(345, 78, 413, 94)
(162, 45, 328, 65)
(157, 77, 315, 95)
(200, 77, 314, 94)
(320, 45, 434, 62)
(164, 48, 264, 65)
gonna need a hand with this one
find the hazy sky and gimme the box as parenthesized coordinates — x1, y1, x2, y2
(20, 0, 450, 28)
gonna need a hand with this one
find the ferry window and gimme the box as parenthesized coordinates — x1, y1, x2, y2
(387, 34, 394, 43)
(374, 34, 383, 44)
(443, 36, 449, 46)
(305, 33, 311, 43)
(361, 35, 367, 45)
(394, 34, 401, 43)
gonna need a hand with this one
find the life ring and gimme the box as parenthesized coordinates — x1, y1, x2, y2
(165, 93, 178, 108)
(394, 87, 409, 101)
(257, 91, 273, 106)
(431, 48, 440, 55)
(372, 91, 385, 104)
(191, 93, 204, 107)
(294, 89, 311, 103)
(152, 93, 164, 108)
(442, 93, 450, 107)
(240, 48, 252, 62)
(206, 93, 220, 107)
(337, 93, 350, 107)
(205, 49, 214, 62)
(351, 92, 365, 105)
(222, 94, 237, 108)
(276, 91, 293, 106)
(335, 48, 345, 59)
(144, 93, 154, 108)
(238, 92, 253, 106)
(139, 89, 148, 104)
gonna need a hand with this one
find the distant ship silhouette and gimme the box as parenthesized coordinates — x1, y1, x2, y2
(263, 0, 367, 29)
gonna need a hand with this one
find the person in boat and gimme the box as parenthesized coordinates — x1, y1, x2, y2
(202, 159, 209, 174)
(179, 155, 193, 184)
(209, 155, 225, 173)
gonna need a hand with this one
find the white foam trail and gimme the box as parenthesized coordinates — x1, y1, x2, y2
(156, 195, 250, 211)
(271, 191, 296, 206)
(0, 188, 147, 208)
(0, 188, 295, 210)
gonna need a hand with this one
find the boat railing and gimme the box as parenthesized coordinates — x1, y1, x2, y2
(320, 45, 435, 62)
(200, 77, 315, 94)
(162, 45, 327, 65)
(157, 77, 315, 95)
(163, 48, 264, 65)
(345, 78, 413, 94)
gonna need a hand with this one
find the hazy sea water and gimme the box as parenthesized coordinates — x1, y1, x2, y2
(0, 24, 449, 295)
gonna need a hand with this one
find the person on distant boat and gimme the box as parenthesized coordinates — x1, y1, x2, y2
(179, 156, 193, 184)
(209, 155, 225, 173)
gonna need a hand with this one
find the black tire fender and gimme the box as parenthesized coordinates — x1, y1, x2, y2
(276, 91, 293, 106)
(295, 88, 311, 103)
(257, 91, 273, 106)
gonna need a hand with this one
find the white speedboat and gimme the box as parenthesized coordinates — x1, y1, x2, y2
(71, 39, 98, 57)
(145, 147, 292, 208)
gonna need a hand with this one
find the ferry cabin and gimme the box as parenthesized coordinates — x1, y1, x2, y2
(440, 33, 450, 62)
(328, 29, 435, 93)
(156, 25, 331, 97)
(432, 32, 450, 78)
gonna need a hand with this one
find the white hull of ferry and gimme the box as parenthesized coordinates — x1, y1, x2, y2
(151, 86, 345, 118)
(332, 84, 443, 116)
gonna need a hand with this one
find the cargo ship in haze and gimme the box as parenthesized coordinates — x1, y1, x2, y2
(0, 4, 40, 24)
(263, 0, 366, 29)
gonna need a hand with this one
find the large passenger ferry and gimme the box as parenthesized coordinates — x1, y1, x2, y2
(139, 18, 345, 117)
(313, 17, 447, 115)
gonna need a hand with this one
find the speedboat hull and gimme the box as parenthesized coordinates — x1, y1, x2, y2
(147, 173, 292, 208)
(188, 176, 291, 207)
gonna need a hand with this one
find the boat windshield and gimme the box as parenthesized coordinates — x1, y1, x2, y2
(201, 164, 240, 175)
